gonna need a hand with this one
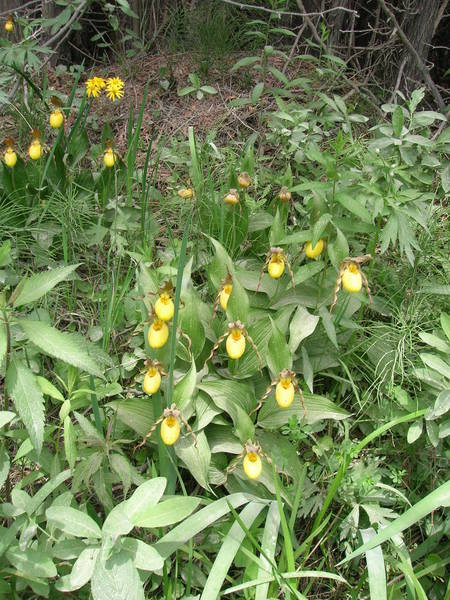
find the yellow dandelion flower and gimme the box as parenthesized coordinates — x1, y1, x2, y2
(105, 77, 124, 102)
(85, 77, 105, 98)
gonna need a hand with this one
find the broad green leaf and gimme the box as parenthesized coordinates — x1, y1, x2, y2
(206, 424, 243, 454)
(126, 478, 167, 523)
(173, 357, 197, 410)
(46, 506, 102, 539)
(0, 521, 20, 558)
(319, 307, 338, 349)
(56, 548, 99, 592)
(6, 357, 44, 453)
(258, 392, 348, 428)
(231, 55, 259, 72)
(110, 398, 154, 438)
(121, 538, 163, 571)
(255, 502, 281, 600)
(426, 420, 439, 447)
(0, 240, 11, 267)
(0, 410, 15, 429)
(227, 274, 250, 323)
(335, 193, 372, 224)
(418, 332, 450, 354)
(251, 82, 264, 104)
(36, 375, 65, 402)
(441, 313, 450, 341)
(248, 211, 273, 232)
(420, 353, 450, 379)
(328, 227, 349, 271)
(91, 550, 144, 600)
(6, 546, 57, 578)
(179, 290, 205, 358)
(442, 164, 450, 194)
(289, 307, 319, 353)
(311, 213, 332, 248)
(109, 453, 132, 497)
(361, 527, 387, 600)
(174, 430, 211, 490)
(207, 237, 233, 289)
(338, 480, 450, 564)
(198, 380, 255, 441)
(428, 390, 450, 419)
(133, 497, 200, 528)
(269, 207, 284, 246)
(231, 317, 272, 378)
(201, 502, 267, 600)
(102, 504, 133, 538)
(12, 264, 80, 308)
(407, 419, 423, 444)
(439, 419, 450, 438)
(257, 430, 302, 484)
(0, 446, 9, 492)
(18, 319, 104, 378)
(74, 411, 104, 441)
(154, 493, 257, 559)
(392, 106, 404, 137)
(292, 261, 324, 286)
(267, 318, 291, 375)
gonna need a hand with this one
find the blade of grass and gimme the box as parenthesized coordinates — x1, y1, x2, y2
(273, 465, 295, 599)
(361, 528, 387, 600)
(294, 513, 331, 560)
(224, 571, 347, 595)
(89, 375, 103, 434)
(166, 209, 193, 405)
(255, 501, 281, 600)
(200, 501, 267, 600)
(289, 463, 307, 531)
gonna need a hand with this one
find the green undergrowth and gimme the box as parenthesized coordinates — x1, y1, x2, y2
(0, 45, 449, 600)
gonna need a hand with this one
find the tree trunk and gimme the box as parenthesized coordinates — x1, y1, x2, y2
(400, 0, 448, 87)
(130, 0, 140, 37)
(0, 0, 16, 12)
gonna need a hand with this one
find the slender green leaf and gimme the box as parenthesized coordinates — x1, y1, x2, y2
(133, 497, 200, 528)
(121, 538, 163, 571)
(0, 446, 9, 493)
(174, 430, 211, 490)
(18, 319, 104, 378)
(12, 264, 80, 308)
(46, 506, 102, 539)
(6, 357, 44, 453)
(125, 478, 167, 523)
(255, 502, 281, 600)
(267, 318, 292, 375)
(289, 307, 319, 353)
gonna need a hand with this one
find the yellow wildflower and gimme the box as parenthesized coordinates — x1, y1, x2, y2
(85, 77, 106, 98)
(4, 16, 14, 32)
(105, 77, 124, 102)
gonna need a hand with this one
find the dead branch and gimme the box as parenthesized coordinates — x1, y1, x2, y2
(218, 0, 358, 18)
